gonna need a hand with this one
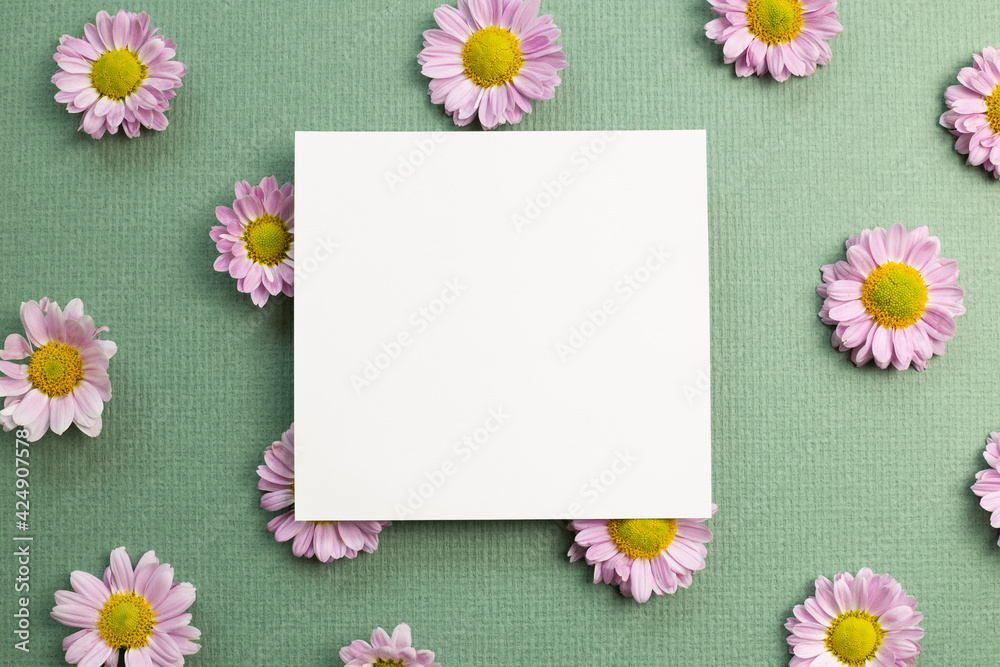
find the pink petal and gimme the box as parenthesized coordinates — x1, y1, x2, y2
(826, 280, 862, 301)
(71, 381, 104, 418)
(48, 395, 76, 435)
(20, 301, 50, 347)
(891, 328, 913, 370)
(12, 389, 49, 425)
(153, 582, 195, 620)
(868, 229, 888, 265)
(1, 334, 32, 361)
(723, 28, 754, 59)
(336, 522, 366, 551)
(0, 376, 31, 397)
(434, 5, 473, 39)
(124, 646, 153, 667)
(629, 558, 653, 603)
(871, 326, 892, 368)
(845, 246, 876, 277)
(885, 223, 907, 262)
(828, 299, 866, 322)
(140, 564, 174, 608)
(108, 546, 135, 593)
(70, 570, 110, 603)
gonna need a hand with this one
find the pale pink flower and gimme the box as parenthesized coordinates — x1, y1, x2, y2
(0, 298, 116, 442)
(817, 224, 965, 371)
(419, 0, 567, 129)
(972, 432, 1000, 546)
(785, 568, 924, 667)
(705, 0, 841, 81)
(339, 623, 441, 667)
(940, 47, 1000, 179)
(257, 424, 390, 561)
(52, 10, 185, 139)
(568, 506, 717, 603)
(211, 177, 294, 307)
(51, 546, 200, 667)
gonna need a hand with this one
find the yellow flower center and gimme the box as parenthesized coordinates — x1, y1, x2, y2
(97, 592, 156, 650)
(824, 610, 885, 666)
(985, 85, 1000, 134)
(746, 0, 804, 45)
(373, 660, 404, 667)
(90, 49, 147, 101)
(27, 342, 84, 397)
(607, 519, 678, 560)
(860, 261, 928, 329)
(462, 26, 524, 88)
(242, 214, 292, 267)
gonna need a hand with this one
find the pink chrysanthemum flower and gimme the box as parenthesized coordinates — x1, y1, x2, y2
(0, 299, 116, 442)
(972, 432, 1000, 546)
(785, 568, 924, 667)
(339, 623, 442, 667)
(705, 0, 842, 81)
(257, 423, 390, 561)
(51, 546, 200, 667)
(567, 506, 717, 603)
(940, 47, 1000, 179)
(211, 177, 295, 307)
(817, 224, 965, 371)
(418, 0, 568, 129)
(52, 10, 185, 139)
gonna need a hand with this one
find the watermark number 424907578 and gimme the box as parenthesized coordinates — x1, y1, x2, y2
(12, 428, 32, 653)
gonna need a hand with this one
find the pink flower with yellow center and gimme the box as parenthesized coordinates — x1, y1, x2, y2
(785, 568, 923, 667)
(568, 506, 717, 603)
(705, 0, 841, 81)
(0, 298, 116, 442)
(418, 0, 567, 129)
(51, 546, 200, 667)
(339, 623, 441, 667)
(940, 47, 1000, 179)
(211, 177, 295, 307)
(52, 10, 185, 139)
(817, 224, 965, 371)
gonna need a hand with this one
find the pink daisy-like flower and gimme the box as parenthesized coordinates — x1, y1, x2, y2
(339, 623, 441, 667)
(210, 177, 295, 307)
(705, 0, 842, 81)
(0, 298, 116, 442)
(257, 423, 390, 561)
(785, 568, 924, 667)
(972, 432, 1000, 546)
(567, 506, 717, 603)
(817, 224, 965, 371)
(940, 47, 1000, 179)
(52, 10, 186, 139)
(51, 546, 200, 667)
(418, 0, 568, 129)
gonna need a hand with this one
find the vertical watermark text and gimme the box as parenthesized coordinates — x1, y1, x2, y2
(12, 428, 32, 653)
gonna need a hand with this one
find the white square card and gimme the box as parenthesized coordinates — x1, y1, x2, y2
(294, 130, 710, 521)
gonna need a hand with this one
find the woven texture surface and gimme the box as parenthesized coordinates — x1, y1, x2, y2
(1, 1, 999, 664)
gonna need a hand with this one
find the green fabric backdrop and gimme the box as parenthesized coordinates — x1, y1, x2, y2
(1, 1, 998, 664)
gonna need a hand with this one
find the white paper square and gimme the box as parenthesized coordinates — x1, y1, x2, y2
(294, 130, 710, 521)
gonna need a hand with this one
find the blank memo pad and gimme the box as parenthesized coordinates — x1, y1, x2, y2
(294, 130, 711, 521)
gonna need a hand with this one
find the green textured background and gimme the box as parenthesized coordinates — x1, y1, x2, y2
(1, 1, 999, 665)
